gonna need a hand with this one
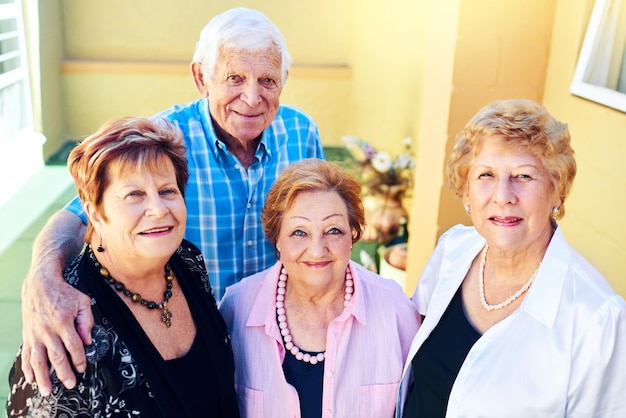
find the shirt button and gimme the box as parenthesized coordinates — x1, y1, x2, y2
(324, 410, 331, 415)
(234, 164, 240, 170)
(247, 240, 253, 247)
(326, 371, 333, 377)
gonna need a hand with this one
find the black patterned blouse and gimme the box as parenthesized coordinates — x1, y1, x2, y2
(7, 240, 239, 417)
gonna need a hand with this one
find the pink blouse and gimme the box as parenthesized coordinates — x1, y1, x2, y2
(220, 260, 420, 418)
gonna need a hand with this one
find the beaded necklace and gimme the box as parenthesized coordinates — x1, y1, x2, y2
(276, 265, 354, 364)
(478, 245, 540, 312)
(87, 245, 174, 327)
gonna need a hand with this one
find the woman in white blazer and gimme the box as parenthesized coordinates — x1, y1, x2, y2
(396, 99, 626, 418)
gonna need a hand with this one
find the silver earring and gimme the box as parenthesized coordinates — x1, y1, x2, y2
(464, 204, 471, 214)
(552, 206, 559, 215)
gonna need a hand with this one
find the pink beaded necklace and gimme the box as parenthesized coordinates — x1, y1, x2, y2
(276, 265, 354, 364)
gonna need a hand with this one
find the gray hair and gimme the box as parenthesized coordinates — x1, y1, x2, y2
(192, 7, 292, 85)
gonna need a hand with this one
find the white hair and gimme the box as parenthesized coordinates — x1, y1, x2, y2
(192, 7, 292, 85)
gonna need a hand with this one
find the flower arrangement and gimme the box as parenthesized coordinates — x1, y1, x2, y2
(341, 135, 415, 201)
(340, 136, 415, 272)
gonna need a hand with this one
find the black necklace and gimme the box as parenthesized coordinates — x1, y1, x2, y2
(87, 245, 174, 327)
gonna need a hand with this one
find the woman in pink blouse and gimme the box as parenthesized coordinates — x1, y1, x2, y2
(220, 158, 420, 417)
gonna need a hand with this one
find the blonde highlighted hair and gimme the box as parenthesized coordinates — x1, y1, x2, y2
(446, 99, 576, 219)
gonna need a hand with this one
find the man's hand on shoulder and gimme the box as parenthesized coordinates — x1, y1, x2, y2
(21, 276, 93, 395)
(19, 210, 94, 396)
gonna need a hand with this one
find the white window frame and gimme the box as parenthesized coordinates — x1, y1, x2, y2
(0, 0, 33, 141)
(570, 0, 626, 113)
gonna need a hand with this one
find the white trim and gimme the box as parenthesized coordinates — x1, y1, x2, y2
(0, 3, 18, 18)
(570, 0, 626, 112)
(0, 67, 22, 90)
(0, 0, 34, 141)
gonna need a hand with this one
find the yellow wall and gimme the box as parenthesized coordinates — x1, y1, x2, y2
(23, 0, 65, 161)
(542, 0, 626, 296)
(404, 0, 461, 287)
(405, 0, 558, 292)
(347, 0, 424, 152)
(55, 0, 352, 149)
(404, 0, 625, 297)
(55, 0, 427, 151)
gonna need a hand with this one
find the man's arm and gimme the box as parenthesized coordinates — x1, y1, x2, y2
(20, 209, 94, 396)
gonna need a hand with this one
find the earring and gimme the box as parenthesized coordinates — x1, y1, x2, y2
(552, 206, 559, 215)
(97, 237, 104, 253)
(464, 204, 471, 214)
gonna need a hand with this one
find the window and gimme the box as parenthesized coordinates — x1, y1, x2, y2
(0, 0, 32, 142)
(570, 0, 626, 112)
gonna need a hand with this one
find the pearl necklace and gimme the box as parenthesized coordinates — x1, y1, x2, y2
(276, 265, 354, 364)
(478, 245, 540, 312)
(88, 245, 174, 327)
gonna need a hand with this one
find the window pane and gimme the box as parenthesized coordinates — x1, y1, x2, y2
(570, 0, 626, 112)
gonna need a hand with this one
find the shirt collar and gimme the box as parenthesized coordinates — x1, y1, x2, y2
(247, 262, 282, 328)
(433, 225, 570, 330)
(246, 261, 366, 329)
(519, 225, 571, 328)
(200, 98, 271, 161)
(341, 261, 368, 325)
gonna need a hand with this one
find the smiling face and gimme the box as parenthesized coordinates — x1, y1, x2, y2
(464, 135, 561, 255)
(85, 156, 186, 266)
(276, 191, 353, 291)
(196, 46, 283, 145)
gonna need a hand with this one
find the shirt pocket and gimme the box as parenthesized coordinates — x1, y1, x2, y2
(235, 384, 264, 418)
(359, 383, 399, 418)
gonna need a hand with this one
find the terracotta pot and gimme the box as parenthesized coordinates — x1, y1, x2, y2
(365, 195, 408, 243)
(379, 244, 407, 289)
(386, 243, 408, 270)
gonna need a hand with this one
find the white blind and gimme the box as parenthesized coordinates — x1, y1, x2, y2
(0, 0, 31, 142)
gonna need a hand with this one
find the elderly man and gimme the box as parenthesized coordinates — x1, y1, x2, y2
(20, 7, 324, 396)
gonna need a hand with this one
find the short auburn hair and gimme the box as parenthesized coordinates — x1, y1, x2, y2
(261, 159, 365, 251)
(67, 117, 187, 241)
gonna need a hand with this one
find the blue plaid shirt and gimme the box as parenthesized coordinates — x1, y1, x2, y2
(66, 98, 324, 300)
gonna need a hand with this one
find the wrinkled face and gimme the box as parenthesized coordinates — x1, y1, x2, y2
(276, 191, 353, 290)
(205, 47, 283, 145)
(464, 135, 560, 254)
(86, 156, 186, 265)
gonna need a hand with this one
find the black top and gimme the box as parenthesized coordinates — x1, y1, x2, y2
(283, 350, 325, 418)
(402, 287, 481, 418)
(162, 313, 221, 416)
(7, 240, 239, 418)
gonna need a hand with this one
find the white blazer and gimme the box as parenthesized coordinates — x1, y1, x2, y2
(396, 224, 626, 418)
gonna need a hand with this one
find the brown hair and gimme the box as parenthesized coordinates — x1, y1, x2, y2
(67, 117, 188, 241)
(446, 99, 576, 219)
(261, 159, 365, 251)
